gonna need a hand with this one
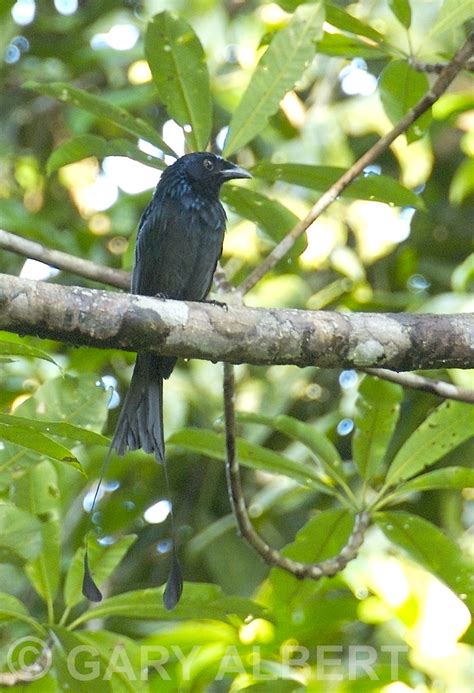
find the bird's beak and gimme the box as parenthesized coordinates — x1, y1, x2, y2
(220, 160, 252, 181)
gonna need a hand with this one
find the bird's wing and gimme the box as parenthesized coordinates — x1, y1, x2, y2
(132, 193, 226, 301)
(131, 195, 187, 298)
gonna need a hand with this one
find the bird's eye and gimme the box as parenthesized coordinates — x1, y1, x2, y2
(203, 159, 214, 170)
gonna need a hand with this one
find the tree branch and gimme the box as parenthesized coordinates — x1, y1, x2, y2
(362, 368, 474, 403)
(238, 32, 474, 295)
(1, 273, 473, 371)
(223, 362, 371, 579)
(410, 57, 474, 73)
(0, 228, 130, 291)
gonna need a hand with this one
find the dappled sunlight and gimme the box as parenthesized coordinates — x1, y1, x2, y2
(102, 157, 160, 195)
(128, 60, 152, 85)
(347, 201, 413, 263)
(91, 24, 139, 52)
(300, 215, 345, 269)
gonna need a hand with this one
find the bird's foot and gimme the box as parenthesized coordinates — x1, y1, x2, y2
(207, 289, 244, 308)
(204, 298, 228, 311)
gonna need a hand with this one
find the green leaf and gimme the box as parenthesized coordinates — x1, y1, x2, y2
(270, 509, 355, 602)
(392, 467, 474, 495)
(451, 254, 474, 293)
(221, 185, 305, 249)
(15, 459, 60, 518)
(0, 593, 46, 631)
(14, 375, 109, 433)
(224, 2, 324, 156)
(317, 32, 387, 59)
(50, 627, 112, 693)
(145, 11, 212, 151)
(379, 60, 431, 143)
(428, 0, 474, 37)
(141, 620, 237, 649)
(389, 0, 412, 29)
(353, 376, 403, 479)
(251, 162, 424, 208)
(0, 340, 58, 365)
(0, 377, 108, 474)
(47, 135, 166, 175)
(168, 428, 334, 492)
(0, 592, 31, 624)
(71, 584, 265, 626)
(0, 413, 109, 447)
(0, 422, 83, 471)
(450, 158, 474, 206)
(25, 518, 61, 604)
(377, 511, 474, 610)
(325, 3, 385, 42)
(24, 81, 176, 156)
(64, 535, 137, 609)
(385, 400, 474, 487)
(0, 503, 42, 565)
(243, 412, 346, 487)
(69, 630, 146, 693)
(15, 462, 61, 605)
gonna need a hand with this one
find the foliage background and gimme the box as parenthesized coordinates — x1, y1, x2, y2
(0, 0, 473, 690)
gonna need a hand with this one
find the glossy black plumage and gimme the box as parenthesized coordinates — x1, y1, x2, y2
(111, 152, 251, 463)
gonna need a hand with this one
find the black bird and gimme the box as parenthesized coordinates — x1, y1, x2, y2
(111, 152, 251, 462)
(103, 152, 250, 609)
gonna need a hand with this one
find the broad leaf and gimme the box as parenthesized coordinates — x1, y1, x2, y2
(47, 135, 166, 175)
(251, 162, 424, 208)
(0, 339, 58, 365)
(15, 375, 109, 433)
(379, 61, 431, 143)
(428, 0, 474, 37)
(0, 422, 82, 471)
(71, 584, 266, 626)
(25, 518, 61, 605)
(168, 428, 334, 492)
(221, 186, 305, 255)
(0, 376, 108, 476)
(24, 81, 176, 156)
(389, 0, 412, 29)
(317, 32, 387, 59)
(353, 376, 403, 479)
(377, 511, 474, 610)
(393, 467, 474, 495)
(385, 400, 474, 487)
(73, 630, 146, 692)
(269, 509, 355, 602)
(145, 12, 212, 151)
(64, 535, 137, 609)
(325, 3, 385, 42)
(240, 411, 345, 487)
(0, 503, 42, 565)
(51, 627, 112, 693)
(0, 592, 29, 622)
(224, 2, 324, 156)
(15, 461, 61, 603)
(0, 413, 108, 447)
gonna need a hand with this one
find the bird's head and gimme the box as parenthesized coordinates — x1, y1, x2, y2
(169, 152, 251, 195)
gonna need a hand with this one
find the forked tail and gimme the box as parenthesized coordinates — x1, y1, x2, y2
(112, 353, 175, 461)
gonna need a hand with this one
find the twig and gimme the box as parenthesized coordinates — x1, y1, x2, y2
(0, 229, 130, 291)
(238, 32, 474, 295)
(0, 639, 52, 686)
(410, 57, 474, 73)
(223, 362, 370, 578)
(362, 368, 474, 403)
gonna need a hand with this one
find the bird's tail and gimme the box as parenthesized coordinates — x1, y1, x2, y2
(111, 353, 176, 462)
